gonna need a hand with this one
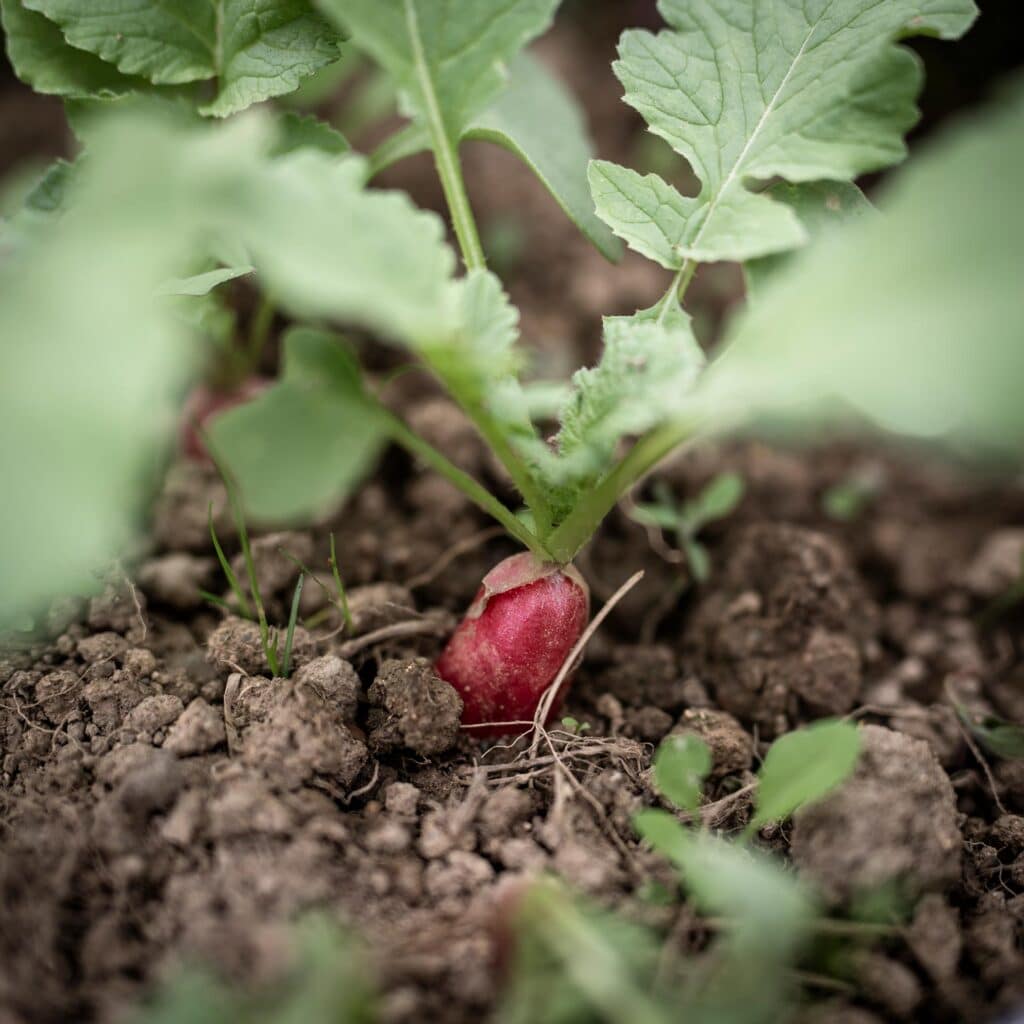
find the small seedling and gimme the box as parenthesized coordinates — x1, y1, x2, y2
(953, 705, 1024, 761)
(630, 473, 745, 582)
(560, 716, 590, 735)
(205, 505, 304, 679)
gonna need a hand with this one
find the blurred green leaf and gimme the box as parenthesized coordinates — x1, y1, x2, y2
(955, 706, 1024, 761)
(681, 471, 745, 532)
(272, 112, 350, 157)
(210, 328, 388, 521)
(19, 0, 342, 115)
(498, 879, 671, 1024)
(653, 734, 711, 813)
(0, 112, 273, 627)
(158, 265, 254, 297)
(134, 915, 374, 1024)
(466, 53, 621, 262)
(745, 181, 875, 297)
(697, 82, 1024, 462)
(749, 720, 861, 832)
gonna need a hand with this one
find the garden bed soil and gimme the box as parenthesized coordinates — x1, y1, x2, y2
(3, 436, 1024, 1024)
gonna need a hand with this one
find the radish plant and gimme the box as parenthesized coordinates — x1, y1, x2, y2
(3, 0, 1023, 735)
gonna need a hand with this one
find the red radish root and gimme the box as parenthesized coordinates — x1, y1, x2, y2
(436, 552, 590, 736)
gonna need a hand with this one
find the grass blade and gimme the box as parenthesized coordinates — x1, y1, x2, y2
(281, 574, 305, 679)
(208, 503, 252, 619)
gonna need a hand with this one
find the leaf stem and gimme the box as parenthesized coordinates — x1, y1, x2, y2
(545, 416, 700, 563)
(655, 260, 697, 325)
(380, 407, 550, 559)
(403, 0, 485, 271)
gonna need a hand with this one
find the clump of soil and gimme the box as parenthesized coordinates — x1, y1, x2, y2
(791, 724, 962, 905)
(688, 523, 879, 736)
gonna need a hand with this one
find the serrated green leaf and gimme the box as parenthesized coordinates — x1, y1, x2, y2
(324, 0, 559, 139)
(546, 301, 704, 516)
(271, 111, 350, 157)
(750, 720, 860, 831)
(465, 53, 621, 262)
(695, 80, 1024, 464)
(1, 0, 146, 97)
(23, 0, 342, 116)
(745, 181, 875, 296)
(653, 734, 711, 813)
(209, 328, 388, 521)
(595, 0, 976, 265)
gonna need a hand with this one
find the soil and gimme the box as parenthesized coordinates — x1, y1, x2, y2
(3, 6, 1024, 1024)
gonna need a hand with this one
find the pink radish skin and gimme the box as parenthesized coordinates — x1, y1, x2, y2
(180, 377, 269, 462)
(436, 552, 590, 736)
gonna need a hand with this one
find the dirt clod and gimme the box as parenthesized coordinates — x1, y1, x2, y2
(293, 655, 360, 722)
(163, 697, 226, 756)
(206, 615, 316, 676)
(690, 524, 878, 736)
(367, 658, 463, 756)
(671, 707, 753, 777)
(791, 725, 961, 905)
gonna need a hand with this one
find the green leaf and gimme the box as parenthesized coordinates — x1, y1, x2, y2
(325, 0, 559, 139)
(653, 734, 711, 813)
(745, 181, 875, 296)
(0, 110, 274, 627)
(954, 707, 1024, 761)
(681, 470, 744, 531)
(209, 328, 388, 522)
(465, 53, 621, 262)
(157, 265, 254, 297)
(695, 80, 1024, 464)
(633, 807, 692, 868)
(23, 0, 343, 115)
(750, 720, 860, 831)
(1, 0, 145, 97)
(593, 0, 977, 265)
(546, 301, 705, 517)
(271, 111, 350, 157)
(235, 151, 458, 346)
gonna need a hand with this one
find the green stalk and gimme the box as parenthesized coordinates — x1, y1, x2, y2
(403, 0, 485, 271)
(545, 417, 700, 564)
(381, 407, 550, 559)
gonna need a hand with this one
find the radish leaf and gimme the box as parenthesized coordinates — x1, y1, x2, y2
(464, 53, 621, 262)
(1, 0, 146, 97)
(749, 720, 861, 832)
(209, 329, 387, 521)
(653, 734, 710, 813)
(20, 0, 342, 115)
(592, 0, 977, 265)
(744, 181, 874, 297)
(325, 0, 559, 139)
(696, 82, 1024, 462)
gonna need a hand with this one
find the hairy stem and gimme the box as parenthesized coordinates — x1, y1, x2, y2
(545, 417, 700, 564)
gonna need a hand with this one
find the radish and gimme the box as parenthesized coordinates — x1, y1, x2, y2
(436, 552, 590, 736)
(180, 377, 269, 462)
